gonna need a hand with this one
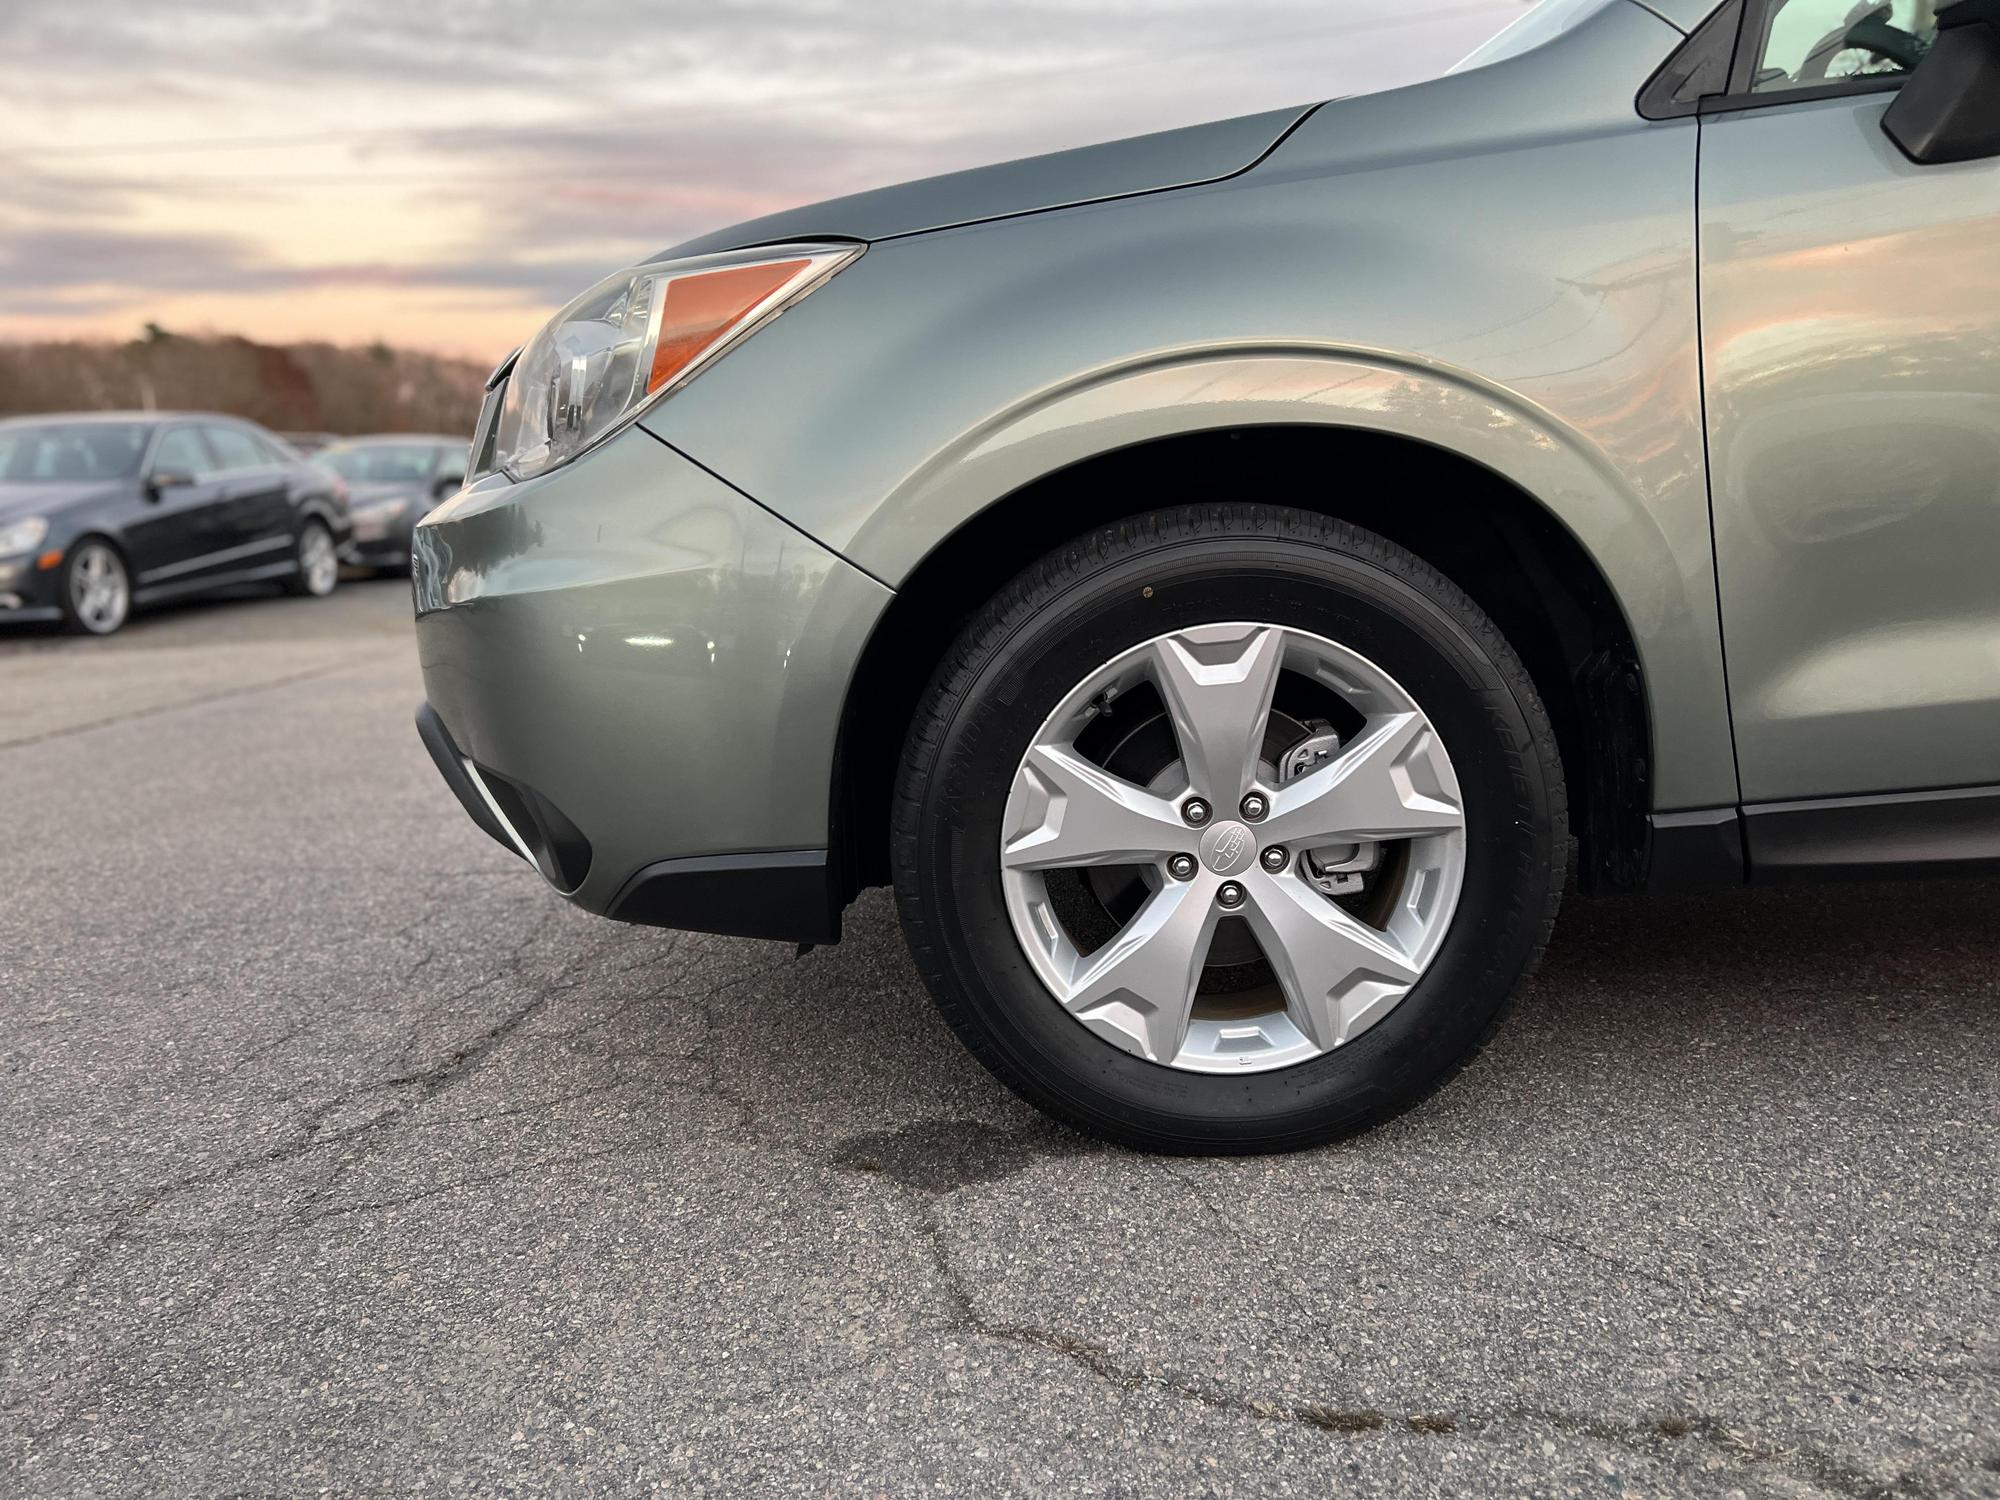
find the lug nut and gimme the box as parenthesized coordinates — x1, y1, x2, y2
(1261, 845, 1288, 872)
(1217, 882, 1245, 910)
(1240, 793, 1268, 822)
(1182, 798, 1212, 827)
(1168, 853, 1197, 881)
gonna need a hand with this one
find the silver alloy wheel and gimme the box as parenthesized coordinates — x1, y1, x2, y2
(298, 523, 338, 596)
(68, 542, 130, 634)
(999, 622, 1466, 1073)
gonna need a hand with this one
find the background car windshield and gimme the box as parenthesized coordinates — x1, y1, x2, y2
(315, 444, 437, 483)
(0, 423, 151, 483)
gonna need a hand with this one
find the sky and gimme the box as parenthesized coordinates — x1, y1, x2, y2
(0, 0, 1528, 362)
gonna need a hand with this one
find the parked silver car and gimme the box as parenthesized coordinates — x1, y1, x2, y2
(412, 0, 1999, 1151)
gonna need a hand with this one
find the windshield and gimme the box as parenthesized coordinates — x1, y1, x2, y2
(1452, 0, 1617, 72)
(314, 443, 439, 484)
(0, 422, 151, 483)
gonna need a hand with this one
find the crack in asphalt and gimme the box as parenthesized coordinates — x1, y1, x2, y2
(2, 907, 564, 1351)
(817, 1144, 1956, 1500)
(6, 834, 1994, 1495)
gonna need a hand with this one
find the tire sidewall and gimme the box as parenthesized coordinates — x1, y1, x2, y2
(910, 522, 1560, 1147)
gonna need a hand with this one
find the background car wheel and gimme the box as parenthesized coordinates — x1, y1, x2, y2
(59, 539, 131, 636)
(287, 519, 339, 598)
(893, 504, 1567, 1153)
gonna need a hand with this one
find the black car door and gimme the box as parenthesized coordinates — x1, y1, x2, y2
(200, 423, 296, 567)
(126, 425, 229, 585)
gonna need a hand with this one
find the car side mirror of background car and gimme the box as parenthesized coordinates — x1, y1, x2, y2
(1884, 0, 2000, 164)
(433, 474, 464, 500)
(145, 468, 195, 499)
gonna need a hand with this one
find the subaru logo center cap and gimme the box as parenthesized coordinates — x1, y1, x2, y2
(1199, 821, 1257, 877)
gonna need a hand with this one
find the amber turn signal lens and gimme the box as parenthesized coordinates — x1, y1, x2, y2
(647, 259, 811, 395)
(37, 549, 63, 571)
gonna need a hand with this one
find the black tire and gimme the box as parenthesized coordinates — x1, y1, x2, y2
(57, 538, 132, 636)
(285, 519, 339, 598)
(893, 505, 1567, 1154)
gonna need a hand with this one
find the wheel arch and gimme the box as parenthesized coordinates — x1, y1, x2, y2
(295, 497, 342, 535)
(830, 421, 1658, 910)
(66, 529, 133, 568)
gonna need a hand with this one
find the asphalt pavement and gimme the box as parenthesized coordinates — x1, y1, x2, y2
(2, 579, 1996, 1498)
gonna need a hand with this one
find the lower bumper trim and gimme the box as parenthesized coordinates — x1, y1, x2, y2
(608, 850, 841, 945)
(1645, 807, 1746, 893)
(415, 702, 519, 859)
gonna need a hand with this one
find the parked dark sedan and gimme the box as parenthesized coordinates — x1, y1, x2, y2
(0, 412, 351, 635)
(311, 435, 466, 573)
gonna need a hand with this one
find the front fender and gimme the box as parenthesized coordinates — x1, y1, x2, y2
(854, 347, 1734, 813)
(641, 0, 1733, 808)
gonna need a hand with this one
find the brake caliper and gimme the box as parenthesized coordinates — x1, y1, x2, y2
(1278, 721, 1379, 898)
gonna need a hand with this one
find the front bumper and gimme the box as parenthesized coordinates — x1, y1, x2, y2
(346, 541, 411, 571)
(344, 503, 418, 569)
(410, 426, 892, 943)
(0, 553, 62, 623)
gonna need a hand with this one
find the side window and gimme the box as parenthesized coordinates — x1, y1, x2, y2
(1750, 0, 1939, 93)
(153, 428, 217, 479)
(203, 425, 269, 472)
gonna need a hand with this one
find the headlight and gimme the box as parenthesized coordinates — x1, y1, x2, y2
(492, 242, 861, 482)
(350, 497, 411, 524)
(0, 516, 48, 558)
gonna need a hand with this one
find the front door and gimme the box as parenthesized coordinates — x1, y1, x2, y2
(1699, 0, 2000, 804)
(127, 424, 229, 584)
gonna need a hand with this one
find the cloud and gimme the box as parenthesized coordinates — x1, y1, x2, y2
(0, 0, 1526, 350)
(0, 225, 612, 314)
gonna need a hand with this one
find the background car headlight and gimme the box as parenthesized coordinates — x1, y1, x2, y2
(0, 516, 49, 558)
(491, 242, 861, 483)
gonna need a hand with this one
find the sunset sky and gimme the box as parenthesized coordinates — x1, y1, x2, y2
(2, 0, 1526, 363)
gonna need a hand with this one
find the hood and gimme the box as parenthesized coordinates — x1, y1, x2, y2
(0, 479, 130, 522)
(659, 104, 1317, 260)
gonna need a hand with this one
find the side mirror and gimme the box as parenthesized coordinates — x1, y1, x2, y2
(145, 468, 195, 499)
(1885, 0, 2000, 164)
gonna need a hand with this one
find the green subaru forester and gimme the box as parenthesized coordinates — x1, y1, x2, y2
(412, 0, 2000, 1151)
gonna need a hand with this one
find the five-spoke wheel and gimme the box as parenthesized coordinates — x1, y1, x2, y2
(1000, 622, 1465, 1072)
(895, 505, 1566, 1153)
(60, 540, 131, 636)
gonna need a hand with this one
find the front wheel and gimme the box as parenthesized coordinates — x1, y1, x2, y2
(286, 519, 339, 598)
(893, 506, 1566, 1153)
(59, 539, 131, 636)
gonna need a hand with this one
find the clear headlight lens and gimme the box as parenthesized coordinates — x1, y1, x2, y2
(0, 516, 48, 558)
(491, 242, 861, 483)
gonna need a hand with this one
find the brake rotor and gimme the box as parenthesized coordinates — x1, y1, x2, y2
(1076, 707, 1326, 982)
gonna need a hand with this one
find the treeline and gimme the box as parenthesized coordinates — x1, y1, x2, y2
(0, 328, 489, 437)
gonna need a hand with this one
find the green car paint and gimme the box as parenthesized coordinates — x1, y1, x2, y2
(415, 0, 2000, 931)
